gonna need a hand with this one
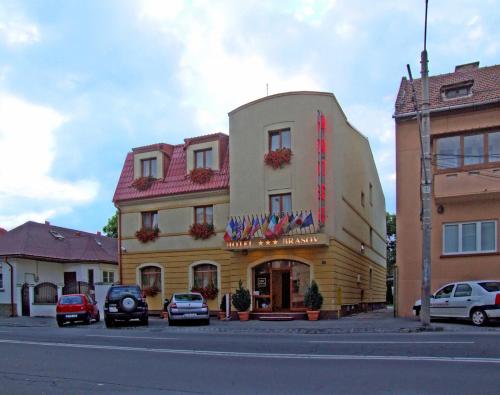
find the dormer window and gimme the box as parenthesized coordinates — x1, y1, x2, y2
(141, 158, 157, 178)
(441, 82, 473, 100)
(194, 148, 212, 169)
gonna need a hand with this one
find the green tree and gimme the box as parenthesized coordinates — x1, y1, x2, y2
(386, 212, 396, 304)
(103, 212, 118, 238)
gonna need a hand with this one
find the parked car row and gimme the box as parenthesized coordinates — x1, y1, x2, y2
(413, 280, 500, 326)
(56, 285, 210, 327)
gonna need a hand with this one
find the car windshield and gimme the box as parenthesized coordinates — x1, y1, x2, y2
(109, 287, 141, 298)
(175, 294, 202, 302)
(478, 282, 500, 292)
(59, 296, 83, 305)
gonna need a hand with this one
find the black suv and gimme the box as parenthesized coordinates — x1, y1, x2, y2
(104, 285, 148, 327)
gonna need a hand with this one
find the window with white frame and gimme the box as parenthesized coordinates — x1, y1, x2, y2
(103, 271, 115, 284)
(443, 221, 497, 255)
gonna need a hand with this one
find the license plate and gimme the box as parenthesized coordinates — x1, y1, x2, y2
(109, 307, 118, 313)
(183, 313, 197, 318)
(65, 314, 77, 318)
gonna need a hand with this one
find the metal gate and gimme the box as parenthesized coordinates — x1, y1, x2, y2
(21, 283, 30, 316)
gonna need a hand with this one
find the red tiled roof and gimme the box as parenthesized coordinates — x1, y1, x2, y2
(113, 133, 229, 203)
(0, 222, 117, 264)
(395, 63, 500, 117)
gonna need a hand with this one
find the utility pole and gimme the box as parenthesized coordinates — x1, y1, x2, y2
(420, 0, 432, 327)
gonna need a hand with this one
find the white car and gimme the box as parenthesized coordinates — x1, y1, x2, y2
(413, 280, 500, 326)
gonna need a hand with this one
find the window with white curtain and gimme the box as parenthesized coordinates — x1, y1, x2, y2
(443, 221, 497, 255)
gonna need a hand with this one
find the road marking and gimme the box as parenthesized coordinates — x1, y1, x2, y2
(86, 334, 178, 340)
(0, 338, 498, 364)
(309, 341, 475, 344)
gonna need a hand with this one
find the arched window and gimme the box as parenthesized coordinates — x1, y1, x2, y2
(140, 266, 161, 292)
(193, 264, 217, 289)
(34, 282, 58, 304)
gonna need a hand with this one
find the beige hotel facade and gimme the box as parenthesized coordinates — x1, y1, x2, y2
(113, 91, 386, 318)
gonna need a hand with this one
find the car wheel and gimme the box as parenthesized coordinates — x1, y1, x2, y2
(95, 311, 101, 323)
(168, 319, 176, 326)
(204, 319, 210, 326)
(57, 318, 64, 327)
(414, 306, 421, 317)
(83, 314, 91, 325)
(471, 309, 488, 326)
(105, 318, 114, 328)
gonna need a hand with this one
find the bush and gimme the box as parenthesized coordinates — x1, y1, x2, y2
(220, 294, 227, 311)
(304, 280, 323, 311)
(231, 280, 251, 312)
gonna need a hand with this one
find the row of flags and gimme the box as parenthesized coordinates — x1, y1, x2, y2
(223, 211, 314, 242)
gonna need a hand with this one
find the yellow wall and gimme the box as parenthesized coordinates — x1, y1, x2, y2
(120, 238, 385, 313)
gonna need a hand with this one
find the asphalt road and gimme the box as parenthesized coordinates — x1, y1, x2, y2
(0, 319, 499, 395)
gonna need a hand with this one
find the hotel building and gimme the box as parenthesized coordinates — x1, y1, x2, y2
(113, 91, 386, 318)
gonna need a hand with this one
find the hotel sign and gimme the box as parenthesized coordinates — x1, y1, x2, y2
(224, 233, 329, 250)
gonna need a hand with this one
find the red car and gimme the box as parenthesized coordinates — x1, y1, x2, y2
(56, 294, 100, 327)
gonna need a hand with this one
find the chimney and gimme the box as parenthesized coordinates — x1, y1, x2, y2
(455, 62, 480, 73)
(45, 221, 50, 225)
(96, 231, 101, 236)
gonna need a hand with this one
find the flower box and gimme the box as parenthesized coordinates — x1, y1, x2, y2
(131, 176, 155, 191)
(135, 227, 160, 243)
(142, 286, 160, 297)
(189, 168, 213, 184)
(189, 223, 215, 240)
(264, 148, 292, 169)
(191, 285, 218, 300)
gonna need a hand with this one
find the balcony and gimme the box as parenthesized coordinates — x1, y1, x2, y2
(222, 211, 328, 250)
(434, 167, 500, 202)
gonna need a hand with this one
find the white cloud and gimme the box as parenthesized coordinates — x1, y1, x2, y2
(0, 21, 39, 45)
(0, 207, 73, 231)
(0, 93, 99, 229)
(138, 0, 322, 131)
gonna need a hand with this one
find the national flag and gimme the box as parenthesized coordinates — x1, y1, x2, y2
(301, 212, 314, 228)
(249, 216, 261, 239)
(260, 215, 269, 239)
(285, 213, 296, 233)
(234, 219, 243, 240)
(274, 214, 289, 237)
(241, 216, 252, 240)
(223, 218, 233, 242)
(231, 218, 239, 240)
(265, 214, 278, 239)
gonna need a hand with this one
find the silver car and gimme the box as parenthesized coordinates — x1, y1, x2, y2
(414, 280, 500, 326)
(165, 292, 210, 326)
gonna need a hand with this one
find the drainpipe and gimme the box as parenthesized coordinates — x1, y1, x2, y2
(3, 257, 15, 317)
(117, 208, 123, 285)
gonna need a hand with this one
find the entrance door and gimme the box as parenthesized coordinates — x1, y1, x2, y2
(21, 283, 30, 316)
(63, 272, 77, 294)
(271, 271, 283, 311)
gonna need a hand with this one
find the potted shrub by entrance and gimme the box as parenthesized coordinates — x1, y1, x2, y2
(304, 280, 323, 321)
(232, 280, 251, 321)
(219, 294, 227, 320)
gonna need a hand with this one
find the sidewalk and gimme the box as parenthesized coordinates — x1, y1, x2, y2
(1, 308, 498, 334)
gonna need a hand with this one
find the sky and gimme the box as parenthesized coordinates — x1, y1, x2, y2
(0, 0, 499, 233)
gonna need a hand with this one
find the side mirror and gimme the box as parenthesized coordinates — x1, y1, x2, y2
(164, 299, 170, 306)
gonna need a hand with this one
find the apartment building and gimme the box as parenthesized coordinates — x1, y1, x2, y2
(394, 62, 500, 316)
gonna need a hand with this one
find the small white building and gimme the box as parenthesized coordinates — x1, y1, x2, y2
(0, 221, 118, 317)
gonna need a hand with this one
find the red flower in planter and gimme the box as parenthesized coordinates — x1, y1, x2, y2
(132, 176, 155, 191)
(142, 286, 160, 297)
(191, 284, 218, 300)
(135, 227, 160, 243)
(189, 223, 215, 240)
(189, 168, 213, 184)
(264, 148, 292, 169)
